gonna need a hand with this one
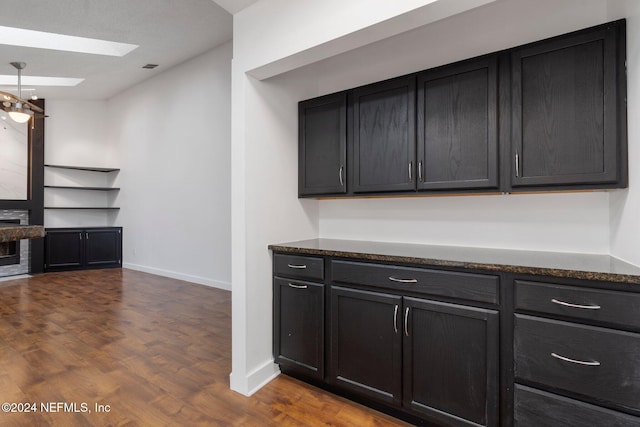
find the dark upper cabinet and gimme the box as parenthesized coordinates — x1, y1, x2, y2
(330, 286, 402, 406)
(403, 297, 499, 427)
(299, 93, 347, 196)
(297, 19, 626, 197)
(417, 55, 499, 190)
(510, 20, 626, 189)
(352, 76, 416, 193)
(273, 277, 324, 380)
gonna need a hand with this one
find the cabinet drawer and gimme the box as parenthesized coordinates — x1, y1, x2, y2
(515, 280, 640, 330)
(515, 314, 640, 414)
(274, 253, 324, 280)
(332, 260, 498, 304)
(515, 384, 640, 427)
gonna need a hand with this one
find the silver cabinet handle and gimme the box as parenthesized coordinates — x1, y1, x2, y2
(515, 152, 520, 178)
(393, 304, 398, 334)
(551, 352, 600, 366)
(86, 232, 89, 240)
(551, 299, 601, 310)
(287, 264, 307, 269)
(288, 283, 308, 289)
(408, 161, 413, 182)
(339, 166, 344, 186)
(418, 161, 423, 182)
(79, 233, 82, 240)
(389, 276, 418, 284)
(404, 307, 410, 336)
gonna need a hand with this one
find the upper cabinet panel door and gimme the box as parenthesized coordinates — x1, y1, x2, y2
(511, 21, 626, 188)
(417, 55, 498, 190)
(299, 93, 347, 196)
(352, 76, 416, 193)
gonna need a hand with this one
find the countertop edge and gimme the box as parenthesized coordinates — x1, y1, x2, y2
(268, 244, 640, 286)
(0, 225, 46, 243)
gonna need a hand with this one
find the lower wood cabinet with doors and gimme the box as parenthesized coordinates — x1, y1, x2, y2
(270, 239, 640, 426)
(271, 245, 502, 426)
(272, 253, 325, 380)
(45, 227, 122, 272)
(330, 261, 500, 426)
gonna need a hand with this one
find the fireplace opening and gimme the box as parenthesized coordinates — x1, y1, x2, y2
(0, 219, 21, 267)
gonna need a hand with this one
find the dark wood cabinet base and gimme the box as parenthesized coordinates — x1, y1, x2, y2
(44, 227, 122, 272)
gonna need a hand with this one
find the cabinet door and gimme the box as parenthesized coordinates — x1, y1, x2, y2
(417, 55, 498, 190)
(273, 278, 324, 380)
(403, 297, 499, 427)
(299, 93, 347, 196)
(45, 229, 84, 271)
(511, 22, 625, 188)
(85, 228, 122, 268)
(330, 286, 402, 406)
(352, 76, 416, 193)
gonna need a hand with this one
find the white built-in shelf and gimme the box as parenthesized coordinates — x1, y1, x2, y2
(44, 164, 120, 173)
(44, 207, 120, 210)
(44, 185, 120, 191)
(44, 164, 121, 213)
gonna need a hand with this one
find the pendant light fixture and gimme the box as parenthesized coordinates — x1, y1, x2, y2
(0, 62, 45, 123)
(7, 62, 31, 123)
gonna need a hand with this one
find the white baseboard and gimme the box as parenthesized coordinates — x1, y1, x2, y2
(230, 360, 280, 396)
(123, 262, 231, 291)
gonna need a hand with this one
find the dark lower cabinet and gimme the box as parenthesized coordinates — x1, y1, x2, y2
(330, 286, 402, 406)
(515, 385, 640, 427)
(514, 278, 640, 426)
(273, 277, 324, 380)
(329, 286, 499, 426)
(45, 227, 122, 272)
(403, 297, 499, 427)
(44, 229, 84, 270)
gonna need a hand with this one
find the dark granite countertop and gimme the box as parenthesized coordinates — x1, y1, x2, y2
(268, 238, 640, 285)
(0, 224, 46, 243)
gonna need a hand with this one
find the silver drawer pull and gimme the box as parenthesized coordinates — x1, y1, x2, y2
(551, 352, 601, 366)
(551, 299, 601, 310)
(288, 283, 308, 289)
(287, 264, 307, 269)
(388, 276, 418, 284)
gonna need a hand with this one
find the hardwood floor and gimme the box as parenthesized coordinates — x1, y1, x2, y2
(0, 269, 408, 426)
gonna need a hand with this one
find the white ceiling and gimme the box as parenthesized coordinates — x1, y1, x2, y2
(0, 0, 237, 100)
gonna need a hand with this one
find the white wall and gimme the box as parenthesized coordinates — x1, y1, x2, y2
(108, 41, 232, 290)
(45, 100, 109, 166)
(610, 0, 640, 266)
(231, 0, 639, 396)
(44, 100, 116, 227)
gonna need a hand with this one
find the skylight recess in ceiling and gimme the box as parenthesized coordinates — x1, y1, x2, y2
(0, 25, 138, 56)
(0, 76, 84, 87)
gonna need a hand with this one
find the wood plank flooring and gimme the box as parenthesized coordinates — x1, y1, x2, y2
(0, 269, 408, 426)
